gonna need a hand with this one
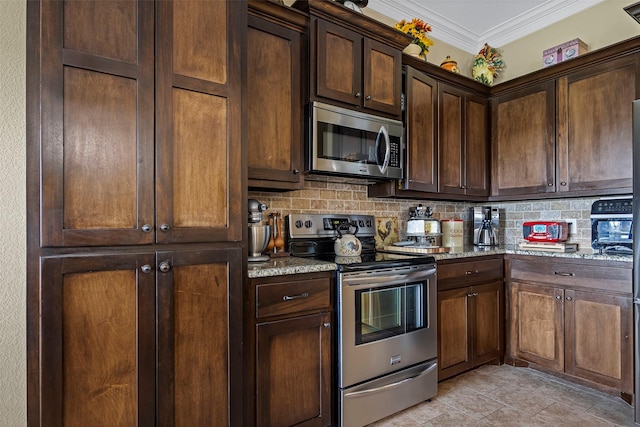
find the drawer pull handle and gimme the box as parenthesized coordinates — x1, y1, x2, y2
(554, 272, 575, 277)
(467, 292, 479, 297)
(283, 292, 309, 301)
(466, 270, 479, 275)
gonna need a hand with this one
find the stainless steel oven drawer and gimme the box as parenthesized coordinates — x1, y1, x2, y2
(341, 359, 438, 427)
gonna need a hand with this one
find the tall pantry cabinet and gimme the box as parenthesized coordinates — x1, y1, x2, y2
(27, 1, 246, 425)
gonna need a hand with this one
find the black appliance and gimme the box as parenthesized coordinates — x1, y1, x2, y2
(591, 196, 633, 255)
(287, 213, 438, 427)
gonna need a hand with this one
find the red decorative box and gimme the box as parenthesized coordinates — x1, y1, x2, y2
(543, 38, 588, 67)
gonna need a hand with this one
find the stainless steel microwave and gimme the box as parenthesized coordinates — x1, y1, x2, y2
(305, 102, 403, 180)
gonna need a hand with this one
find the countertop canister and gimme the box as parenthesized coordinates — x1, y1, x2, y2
(441, 219, 464, 248)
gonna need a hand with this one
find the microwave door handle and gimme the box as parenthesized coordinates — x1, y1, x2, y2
(376, 126, 391, 173)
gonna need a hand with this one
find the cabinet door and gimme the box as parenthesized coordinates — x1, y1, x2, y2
(155, 0, 244, 244)
(510, 282, 564, 371)
(40, 253, 156, 426)
(464, 94, 490, 197)
(564, 289, 633, 394)
(157, 247, 243, 426)
(39, 0, 155, 247)
(403, 66, 438, 192)
(363, 38, 402, 116)
(473, 281, 503, 365)
(492, 81, 556, 197)
(256, 313, 332, 427)
(557, 56, 638, 194)
(438, 84, 465, 195)
(315, 19, 362, 108)
(437, 287, 472, 380)
(247, 12, 304, 190)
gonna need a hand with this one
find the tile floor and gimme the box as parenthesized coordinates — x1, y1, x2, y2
(368, 364, 636, 426)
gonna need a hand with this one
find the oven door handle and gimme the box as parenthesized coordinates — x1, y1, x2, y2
(343, 268, 436, 287)
(342, 362, 437, 399)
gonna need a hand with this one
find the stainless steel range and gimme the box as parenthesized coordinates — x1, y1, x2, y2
(287, 214, 438, 427)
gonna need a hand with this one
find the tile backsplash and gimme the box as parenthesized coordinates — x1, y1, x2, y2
(249, 181, 600, 250)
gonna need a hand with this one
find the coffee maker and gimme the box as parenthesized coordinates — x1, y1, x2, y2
(471, 206, 500, 246)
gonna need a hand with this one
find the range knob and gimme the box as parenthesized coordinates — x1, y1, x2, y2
(305, 220, 313, 228)
(295, 220, 303, 228)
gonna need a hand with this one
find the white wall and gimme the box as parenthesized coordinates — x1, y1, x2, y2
(0, 1, 26, 426)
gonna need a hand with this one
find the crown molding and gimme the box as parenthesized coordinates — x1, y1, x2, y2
(366, 0, 605, 54)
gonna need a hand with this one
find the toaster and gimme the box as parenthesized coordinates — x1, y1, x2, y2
(523, 221, 569, 243)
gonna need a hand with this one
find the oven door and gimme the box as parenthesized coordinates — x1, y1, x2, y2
(337, 264, 437, 389)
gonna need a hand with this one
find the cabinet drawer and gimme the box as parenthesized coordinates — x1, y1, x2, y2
(510, 258, 632, 294)
(438, 257, 503, 288)
(256, 278, 331, 319)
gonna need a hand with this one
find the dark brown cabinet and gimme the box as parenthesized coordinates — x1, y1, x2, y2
(491, 81, 556, 197)
(295, 0, 410, 118)
(403, 66, 438, 193)
(28, 0, 245, 424)
(39, 248, 243, 426)
(247, 1, 306, 190)
(508, 257, 634, 397)
(492, 45, 640, 199)
(437, 257, 504, 381)
(245, 272, 334, 427)
(438, 84, 490, 197)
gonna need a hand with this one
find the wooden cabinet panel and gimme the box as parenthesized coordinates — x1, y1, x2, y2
(363, 38, 402, 115)
(157, 248, 243, 426)
(156, 0, 243, 244)
(492, 81, 556, 197)
(247, 7, 305, 190)
(256, 278, 332, 319)
(510, 282, 564, 371)
(63, 0, 138, 63)
(403, 66, 437, 192)
(557, 56, 637, 194)
(464, 94, 490, 197)
(316, 20, 361, 107)
(256, 313, 332, 427)
(565, 289, 633, 394)
(40, 254, 156, 426)
(437, 257, 503, 381)
(438, 287, 472, 376)
(438, 85, 464, 195)
(40, 0, 155, 247)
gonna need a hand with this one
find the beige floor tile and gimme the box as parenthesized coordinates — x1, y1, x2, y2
(437, 385, 505, 420)
(395, 398, 454, 424)
(421, 410, 480, 427)
(533, 402, 617, 426)
(476, 406, 549, 427)
(585, 398, 636, 426)
(486, 382, 557, 416)
(534, 380, 601, 411)
(367, 413, 420, 427)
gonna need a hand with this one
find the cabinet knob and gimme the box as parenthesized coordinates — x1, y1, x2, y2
(323, 323, 331, 328)
(555, 295, 562, 300)
(141, 224, 152, 233)
(365, 95, 371, 100)
(160, 223, 171, 232)
(560, 181, 567, 186)
(140, 264, 152, 274)
(565, 296, 573, 301)
(293, 169, 300, 174)
(548, 183, 553, 186)
(158, 261, 171, 273)
(355, 92, 362, 98)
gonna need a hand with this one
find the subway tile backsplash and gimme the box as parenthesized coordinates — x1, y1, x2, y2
(249, 181, 599, 250)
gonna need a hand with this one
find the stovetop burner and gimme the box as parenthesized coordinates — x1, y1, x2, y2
(286, 213, 436, 271)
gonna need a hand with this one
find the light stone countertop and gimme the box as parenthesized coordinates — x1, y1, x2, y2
(247, 255, 337, 279)
(247, 245, 631, 279)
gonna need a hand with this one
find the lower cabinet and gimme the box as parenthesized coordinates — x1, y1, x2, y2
(38, 248, 243, 425)
(437, 257, 504, 381)
(508, 256, 633, 396)
(246, 272, 334, 427)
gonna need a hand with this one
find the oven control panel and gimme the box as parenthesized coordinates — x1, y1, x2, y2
(287, 214, 376, 238)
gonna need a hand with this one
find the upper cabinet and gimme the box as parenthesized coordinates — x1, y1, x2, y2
(37, 0, 244, 247)
(439, 83, 490, 197)
(247, 1, 307, 190)
(491, 39, 640, 200)
(293, 0, 411, 118)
